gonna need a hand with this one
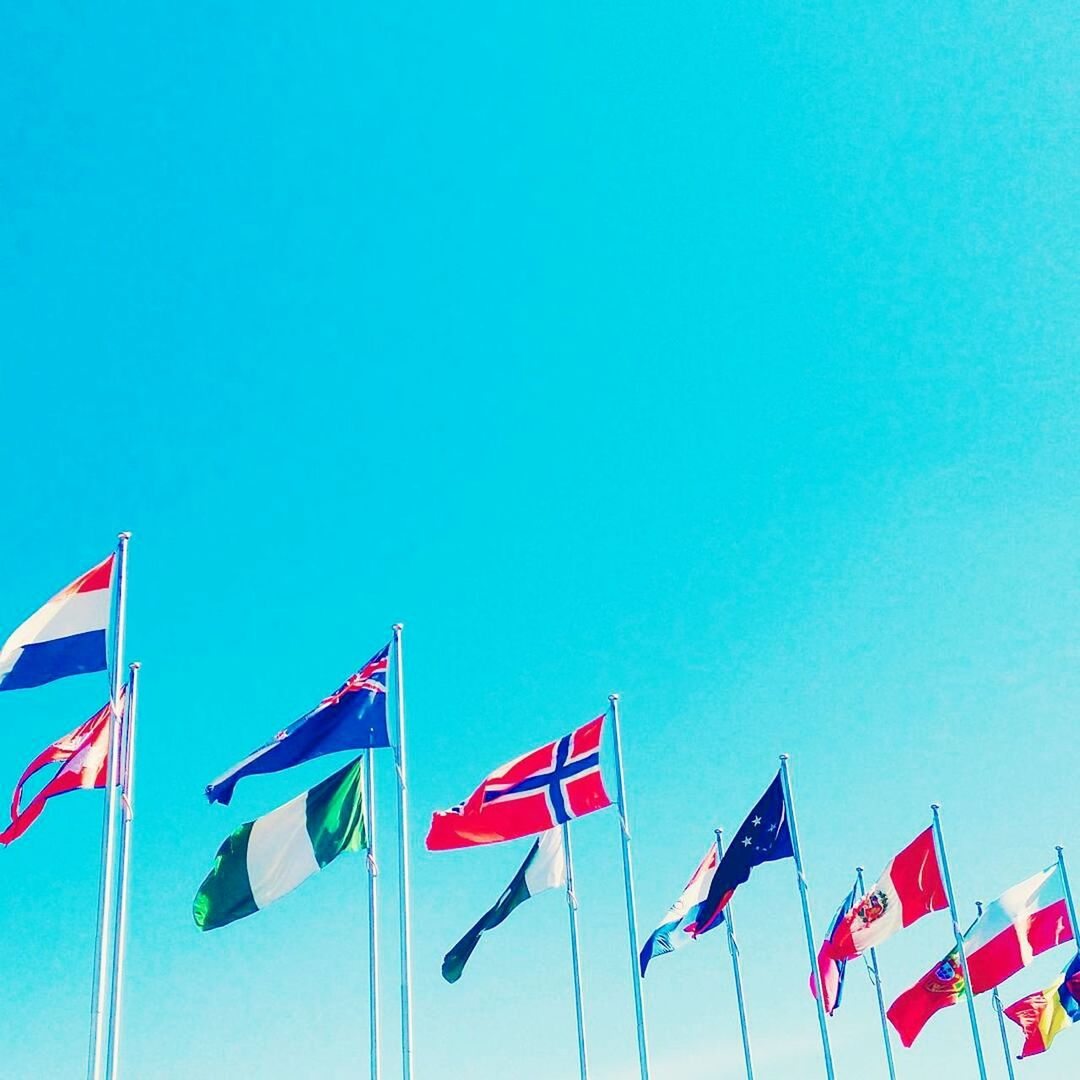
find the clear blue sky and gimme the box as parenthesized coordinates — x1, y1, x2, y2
(1, 3, 1077, 1078)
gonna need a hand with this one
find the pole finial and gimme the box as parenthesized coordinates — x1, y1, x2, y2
(779, 752, 790, 761)
(715, 827, 723, 839)
(608, 692, 619, 702)
(931, 802, 941, 812)
(856, 865, 864, 874)
(1057, 845, 1065, 855)
(392, 622, 404, 632)
(118, 531, 132, 541)
(129, 661, 141, 670)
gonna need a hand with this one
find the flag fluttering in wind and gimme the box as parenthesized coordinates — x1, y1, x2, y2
(964, 865, 1073, 993)
(206, 644, 390, 806)
(426, 716, 612, 851)
(826, 828, 947, 963)
(0, 697, 118, 845)
(1004, 952, 1080, 1058)
(442, 828, 566, 983)
(194, 756, 366, 931)
(887, 942, 968, 1047)
(812, 884, 858, 1015)
(691, 772, 793, 935)
(0, 555, 113, 692)
(640, 841, 720, 976)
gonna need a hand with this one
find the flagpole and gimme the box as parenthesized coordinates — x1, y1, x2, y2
(856, 866, 896, 1080)
(105, 662, 140, 1080)
(392, 624, 414, 1080)
(562, 822, 590, 1080)
(1055, 847, 1080, 948)
(365, 747, 380, 1080)
(715, 829, 754, 1080)
(89, 531, 130, 1080)
(975, 900, 1017, 1080)
(930, 804, 987, 1080)
(608, 693, 651, 1080)
(777, 754, 834, 1080)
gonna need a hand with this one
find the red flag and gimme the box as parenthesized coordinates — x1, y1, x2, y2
(0, 700, 115, 845)
(426, 715, 612, 850)
(887, 947, 966, 1047)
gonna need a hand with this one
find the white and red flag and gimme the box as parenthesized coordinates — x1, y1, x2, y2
(827, 827, 947, 962)
(426, 715, 612, 851)
(0, 699, 118, 845)
(966, 865, 1073, 993)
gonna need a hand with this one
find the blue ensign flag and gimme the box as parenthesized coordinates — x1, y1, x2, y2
(206, 643, 391, 805)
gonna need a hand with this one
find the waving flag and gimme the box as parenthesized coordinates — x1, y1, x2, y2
(443, 828, 566, 983)
(1005, 953, 1080, 1058)
(827, 828, 947, 962)
(426, 716, 612, 851)
(0, 697, 118, 844)
(640, 840, 720, 976)
(0, 555, 113, 692)
(206, 644, 390, 805)
(812, 883, 858, 1015)
(692, 772, 793, 935)
(887, 941, 968, 1047)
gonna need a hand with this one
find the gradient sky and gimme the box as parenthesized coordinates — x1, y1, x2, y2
(1, 3, 1077, 1078)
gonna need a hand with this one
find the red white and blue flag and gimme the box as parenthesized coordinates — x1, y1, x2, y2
(0, 555, 114, 692)
(426, 715, 612, 850)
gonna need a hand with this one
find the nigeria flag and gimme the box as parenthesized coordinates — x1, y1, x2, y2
(194, 756, 366, 931)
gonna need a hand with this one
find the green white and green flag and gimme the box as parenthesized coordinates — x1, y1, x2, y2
(442, 826, 566, 983)
(194, 756, 366, 931)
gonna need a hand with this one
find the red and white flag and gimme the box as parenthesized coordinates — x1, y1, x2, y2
(966, 865, 1073, 993)
(426, 715, 612, 851)
(828, 827, 947, 962)
(0, 699, 117, 845)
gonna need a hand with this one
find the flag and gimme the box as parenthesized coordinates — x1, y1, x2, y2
(964, 865, 1073, 993)
(0, 697, 118, 845)
(826, 828, 947, 962)
(442, 828, 566, 983)
(812, 883, 858, 1015)
(193, 756, 366, 931)
(206, 644, 390, 805)
(887, 943, 968, 1047)
(692, 772, 793, 935)
(0, 555, 113, 692)
(1004, 952, 1080, 1058)
(640, 841, 721, 976)
(426, 715, 612, 851)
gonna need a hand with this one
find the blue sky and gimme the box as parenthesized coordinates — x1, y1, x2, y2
(1, 2, 1077, 1077)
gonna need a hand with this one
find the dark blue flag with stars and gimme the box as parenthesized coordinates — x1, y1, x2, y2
(693, 771, 793, 934)
(205, 643, 391, 806)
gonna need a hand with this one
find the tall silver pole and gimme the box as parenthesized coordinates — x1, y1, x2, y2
(1055, 847, 1080, 949)
(608, 693, 651, 1080)
(778, 754, 834, 1080)
(89, 531, 130, 1080)
(716, 829, 754, 1080)
(105, 662, 140, 1080)
(975, 900, 1017, 1080)
(930, 804, 987, 1079)
(856, 866, 896, 1080)
(562, 822, 590, 1080)
(365, 748, 380, 1080)
(392, 624, 414, 1080)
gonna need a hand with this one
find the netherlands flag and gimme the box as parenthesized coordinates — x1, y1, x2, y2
(0, 556, 114, 692)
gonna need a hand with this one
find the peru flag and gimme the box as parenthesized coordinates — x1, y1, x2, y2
(828, 827, 947, 962)
(0, 555, 114, 692)
(0, 698, 117, 845)
(965, 865, 1073, 993)
(426, 716, 612, 851)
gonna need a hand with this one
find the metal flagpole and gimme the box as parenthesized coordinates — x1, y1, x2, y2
(105, 662, 140, 1080)
(89, 531, 130, 1080)
(715, 829, 754, 1080)
(392, 624, 414, 1080)
(975, 900, 1017, 1080)
(365, 747, 380, 1080)
(856, 866, 896, 1080)
(1055, 847, 1080, 954)
(777, 754, 835, 1080)
(608, 693, 651, 1080)
(930, 804, 987, 1080)
(562, 822, 590, 1080)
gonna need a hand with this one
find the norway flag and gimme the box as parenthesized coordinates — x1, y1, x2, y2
(426, 716, 612, 850)
(0, 556, 114, 692)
